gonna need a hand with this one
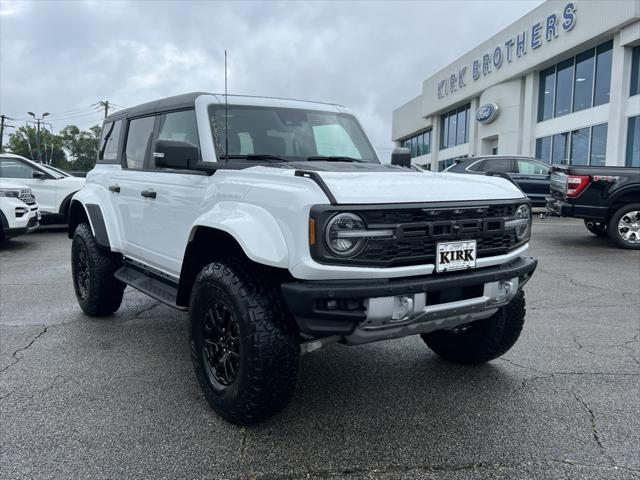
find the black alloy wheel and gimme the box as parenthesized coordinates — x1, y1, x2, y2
(76, 242, 90, 300)
(202, 301, 241, 388)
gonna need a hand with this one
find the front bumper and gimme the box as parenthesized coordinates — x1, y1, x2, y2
(545, 196, 608, 221)
(281, 256, 537, 343)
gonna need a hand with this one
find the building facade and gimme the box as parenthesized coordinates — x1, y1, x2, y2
(392, 0, 640, 171)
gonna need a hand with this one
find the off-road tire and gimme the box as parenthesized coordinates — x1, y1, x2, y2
(421, 290, 526, 364)
(607, 203, 640, 250)
(189, 260, 299, 425)
(71, 223, 125, 315)
(584, 219, 607, 238)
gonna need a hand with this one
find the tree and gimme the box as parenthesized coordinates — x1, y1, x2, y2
(58, 124, 100, 171)
(5, 125, 67, 167)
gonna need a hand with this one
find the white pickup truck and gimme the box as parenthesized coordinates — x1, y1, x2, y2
(68, 92, 537, 424)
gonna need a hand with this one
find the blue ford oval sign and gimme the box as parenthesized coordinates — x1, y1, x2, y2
(476, 103, 499, 124)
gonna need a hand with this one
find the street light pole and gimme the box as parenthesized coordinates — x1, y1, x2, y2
(27, 112, 49, 163)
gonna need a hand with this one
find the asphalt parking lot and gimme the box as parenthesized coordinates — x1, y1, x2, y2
(1, 218, 639, 480)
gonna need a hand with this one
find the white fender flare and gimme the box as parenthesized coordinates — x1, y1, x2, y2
(188, 201, 288, 268)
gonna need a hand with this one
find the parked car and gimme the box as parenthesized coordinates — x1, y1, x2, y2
(0, 181, 40, 242)
(0, 153, 85, 223)
(445, 156, 551, 207)
(68, 92, 537, 425)
(546, 164, 640, 249)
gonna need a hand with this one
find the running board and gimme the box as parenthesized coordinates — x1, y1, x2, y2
(115, 265, 186, 311)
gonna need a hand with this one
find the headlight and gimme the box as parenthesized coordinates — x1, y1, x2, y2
(514, 204, 531, 240)
(0, 188, 21, 198)
(325, 213, 368, 257)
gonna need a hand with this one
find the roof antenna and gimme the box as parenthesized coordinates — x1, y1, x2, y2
(224, 49, 229, 163)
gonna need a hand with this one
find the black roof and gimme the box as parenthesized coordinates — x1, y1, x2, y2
(105, 92, 208, 121)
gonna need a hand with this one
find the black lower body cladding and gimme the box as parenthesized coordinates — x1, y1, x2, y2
(281, 256, 537, 337)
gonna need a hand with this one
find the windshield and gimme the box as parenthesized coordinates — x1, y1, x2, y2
(208, 105, 379, 163)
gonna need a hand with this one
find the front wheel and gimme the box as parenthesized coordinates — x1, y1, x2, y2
(421, 291, 526, 364)
(607, 204, 640, 250)
(189, 260, 299, 425)
(71, 223, 125, 316)
(584, 219, 607, 238)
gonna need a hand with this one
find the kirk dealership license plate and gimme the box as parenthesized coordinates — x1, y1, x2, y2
(436, 240, 477, 273)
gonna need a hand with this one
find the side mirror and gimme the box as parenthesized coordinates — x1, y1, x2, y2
(32, 171, 46, 180)
(154, 139, 200, 170)
(390, 147, 411, 168)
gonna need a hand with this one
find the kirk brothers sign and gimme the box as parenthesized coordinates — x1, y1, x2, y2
(437, 2, 577, 99)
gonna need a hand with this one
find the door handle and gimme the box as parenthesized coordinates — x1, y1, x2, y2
(108, 184, 120, 193)
(141, 190, 157, 199)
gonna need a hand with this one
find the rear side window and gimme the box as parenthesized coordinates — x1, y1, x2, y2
(124, 116, 155, 169)
(152, 110, 200, 169)
(98, 120, 122, 162)
(480, 159, 516, 173)
(517, 159, 549, 175)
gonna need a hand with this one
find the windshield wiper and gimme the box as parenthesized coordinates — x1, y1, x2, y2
(220, 154, 288, 163)
(306, 155, 367, 163)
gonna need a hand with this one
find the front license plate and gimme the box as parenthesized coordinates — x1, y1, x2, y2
(37, 211, 41, 220)
(436, 240, 477, 273)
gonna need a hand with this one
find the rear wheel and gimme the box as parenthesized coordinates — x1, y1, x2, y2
(421, 291, 526, 365)
(607, 204, 640, 250)
(71, 223, 125, 315)
(584, 219, 607, 238)
(189, 260, 299, 425)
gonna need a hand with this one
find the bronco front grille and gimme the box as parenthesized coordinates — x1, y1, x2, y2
(310, 202, 522, 267)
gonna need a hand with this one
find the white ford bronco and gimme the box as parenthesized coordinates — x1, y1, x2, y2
(69, 92, 537, 424)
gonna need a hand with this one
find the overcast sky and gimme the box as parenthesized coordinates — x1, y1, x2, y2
(1, 0, 542, 159)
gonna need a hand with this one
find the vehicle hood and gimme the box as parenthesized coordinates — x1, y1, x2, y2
(59, 176, 86, 189)
(261, 162, 525, 204)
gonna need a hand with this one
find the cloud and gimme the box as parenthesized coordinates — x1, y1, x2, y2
(0, 0, 542, 159)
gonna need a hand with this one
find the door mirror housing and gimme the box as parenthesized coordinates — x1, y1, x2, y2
(32, 171, 47, 180)
(154, 140, 200, 170)
(390, 148, 411, 168)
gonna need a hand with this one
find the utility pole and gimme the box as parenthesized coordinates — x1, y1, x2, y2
(27, 112, 50, 163)
(0, 115, 15, 153)
(97, 100, 110, 118)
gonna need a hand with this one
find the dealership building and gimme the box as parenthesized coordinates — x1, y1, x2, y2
(392, 0, 640, 171)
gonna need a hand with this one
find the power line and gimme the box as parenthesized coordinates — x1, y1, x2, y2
(45, 105, 99, 118)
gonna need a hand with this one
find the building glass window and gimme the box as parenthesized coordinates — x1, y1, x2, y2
(594, 40, 613, 106)
(400, 129, 431, 159)
(627, 116, 640, 167)
(456, 106, 467, 145)
(423, 130, 431, 155)
(552, 132, 569, 164)
(570, 127, 590, 165)
(447, 112, 457, 148)
(573, 50, 595, 112)
(631, 46, 640, 97)
(535, 136, 552, 163)
(590, 124, 608, 166)
(440, 104, 470, 150)
(537, 40, 612, 122)
(537, 123, 608, 166)
(554, 58, 574, 118)
(538, 66, 556, 122)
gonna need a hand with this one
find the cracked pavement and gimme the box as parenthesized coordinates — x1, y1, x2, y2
(1, 217, 639, 479)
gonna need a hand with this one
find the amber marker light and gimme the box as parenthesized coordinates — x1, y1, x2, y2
(309, 218, 316, 246)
